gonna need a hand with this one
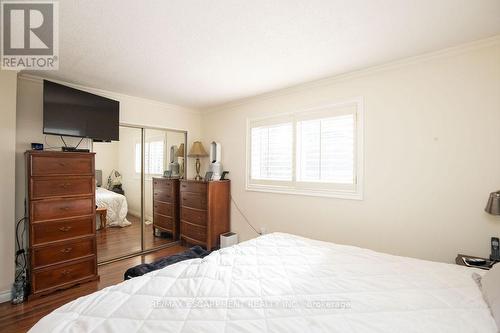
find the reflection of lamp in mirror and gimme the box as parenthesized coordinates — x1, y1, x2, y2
(169, 145, 180, 176)
(209, 141, 222, 180)
(188, 141, 208, 181)
(176, 143, 185, 178)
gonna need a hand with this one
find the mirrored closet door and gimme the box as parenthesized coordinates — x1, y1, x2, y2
(94, 126, 142, 262)
(93, 125, 187, 263)
(144, 128, 186, 251)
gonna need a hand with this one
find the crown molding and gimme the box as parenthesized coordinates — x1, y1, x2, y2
(17, 34, 500, 116)
(17, 73, 202, 116)
(202, 34, 500, 114)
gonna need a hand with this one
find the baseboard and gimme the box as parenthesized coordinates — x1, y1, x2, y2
(0, 289, 11, 303)
(128, 210, 141, 218)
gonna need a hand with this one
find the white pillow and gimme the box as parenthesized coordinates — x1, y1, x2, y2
(481, 263, 500, 329)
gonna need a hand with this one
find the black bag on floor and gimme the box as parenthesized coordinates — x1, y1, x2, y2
(124, 246, 210, 280)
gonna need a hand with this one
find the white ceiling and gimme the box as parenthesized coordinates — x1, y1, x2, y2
(26, 0, 500, 109)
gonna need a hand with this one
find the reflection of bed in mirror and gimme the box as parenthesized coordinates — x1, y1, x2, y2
(96, 187, 131, 227)
(95, 169, 131, 228)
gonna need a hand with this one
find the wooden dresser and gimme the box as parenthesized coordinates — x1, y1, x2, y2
(179, 180, 230, 250)
(152, 177, 179, 240)
(26, 151, 98, 297)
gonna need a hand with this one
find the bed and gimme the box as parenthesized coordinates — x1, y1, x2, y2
(96, 187, 131, 227)
(29, 233, 497, 332)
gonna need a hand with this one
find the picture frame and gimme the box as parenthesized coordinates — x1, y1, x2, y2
(204, 171, 213, 182)
(163, 170, 172, 178)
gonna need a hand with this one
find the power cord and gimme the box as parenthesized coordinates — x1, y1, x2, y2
(60, 135, 68, 148)
(13, 216, 28, 303)
(43, 135, 63, 151)
(230, 195, 261, 236)
(14, 217, 27, 279)
(74, 137, 84, 149)
(44, 135, 89, 151)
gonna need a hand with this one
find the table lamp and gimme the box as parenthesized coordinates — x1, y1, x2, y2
(485, 191, 500, 215)
(485, 191, 500, 261)
(188, 141, 208, 181)
(176, 143, 185, 178)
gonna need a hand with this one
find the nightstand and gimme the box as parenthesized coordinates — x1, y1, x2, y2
(456, 254, 495, 270)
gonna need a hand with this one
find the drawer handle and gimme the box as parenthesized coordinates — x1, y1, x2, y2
(61, 269, 72, 276)
(60, 183, 71, 188)
(60, 206, 70, 211)
(59, 226, 72, 232)
(60, 247, 73, 253)
(58, 162, 66, 167)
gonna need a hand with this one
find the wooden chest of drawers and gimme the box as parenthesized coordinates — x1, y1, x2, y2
(26, 151, 98, 296)
(152, 177, 179, 240)
(180, 180, 230, 250)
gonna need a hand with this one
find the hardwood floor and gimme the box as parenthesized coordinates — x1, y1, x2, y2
(97, 214, 176, 262)
(0, 245, 187, 333)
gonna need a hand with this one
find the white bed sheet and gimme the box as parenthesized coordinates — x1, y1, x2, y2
(29, 233, 497, 332)
(96, 187, 131, 227)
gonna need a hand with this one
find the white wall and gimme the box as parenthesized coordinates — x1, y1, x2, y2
(201, 37, 500, 263)
(93, 141, 119, 187)
(118, 126, 142, 217)
(0, 71, 17, 302)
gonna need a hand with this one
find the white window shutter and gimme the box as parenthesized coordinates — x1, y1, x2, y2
(148, 141, 164, 175)
(251, 123, 293, 181)
(247, 98, 363, 199)
(297, 114, 355, 184)
(138, 140, 165, 175)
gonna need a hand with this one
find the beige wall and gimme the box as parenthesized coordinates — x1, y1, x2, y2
(93, 141, 119, 187)
(117, 126, 142, 217)
(201, 38, 500, 263)
(0, 71, 17, 301)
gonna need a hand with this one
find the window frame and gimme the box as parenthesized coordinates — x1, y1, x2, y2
(245, 97, 364, 200)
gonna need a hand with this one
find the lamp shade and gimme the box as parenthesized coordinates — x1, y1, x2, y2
(176, 143, 185, 157)
(485, 191, 500, 215)
(188, 141, 208, 157)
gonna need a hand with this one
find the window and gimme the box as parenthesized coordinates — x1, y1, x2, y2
(135, 140, 165, 175)
(247, 99, 363, 199)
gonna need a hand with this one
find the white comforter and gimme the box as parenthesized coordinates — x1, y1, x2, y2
(29, 233, 497, 333)
(95, 187, 131, 227)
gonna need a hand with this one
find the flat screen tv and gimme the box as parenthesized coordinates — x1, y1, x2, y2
(43, 80, 119, 141)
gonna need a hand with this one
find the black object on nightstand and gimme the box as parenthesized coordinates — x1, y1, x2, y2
(456, 254, 496, 270)
(110, 184, 125, 195)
